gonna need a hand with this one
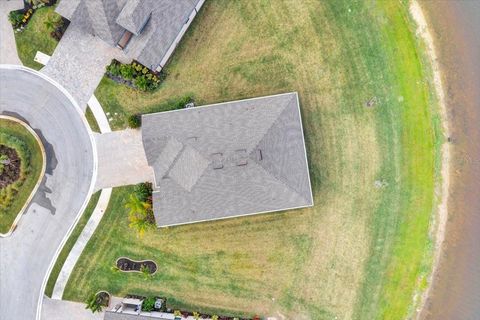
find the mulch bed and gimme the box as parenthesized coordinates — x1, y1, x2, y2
(0, 145, 21, 188)
(116, 258, 157, 274)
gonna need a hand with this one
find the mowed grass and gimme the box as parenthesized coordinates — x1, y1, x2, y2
(13, 6, 59, 70)
(0, 119, 43, 234)
(66, 1, 442, 319)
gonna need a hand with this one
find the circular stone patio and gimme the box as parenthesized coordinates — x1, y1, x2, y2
(0, 65, 96, 320)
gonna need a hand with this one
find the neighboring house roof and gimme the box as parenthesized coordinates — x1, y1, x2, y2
(124, 0, 200, 69)
(57, 0, 127, 46)
(142, 92, 314, 227)
(56, 0, 202, 70)
(115, 0, 152, 35)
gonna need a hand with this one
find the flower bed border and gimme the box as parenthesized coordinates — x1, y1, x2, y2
(115, 257, 158, 275)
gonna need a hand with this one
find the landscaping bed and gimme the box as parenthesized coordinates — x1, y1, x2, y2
(105, 60, 164, 92)
(0, 118, 44, 234)
(116, 258, 157, 274)
(13, 5, 61, 70)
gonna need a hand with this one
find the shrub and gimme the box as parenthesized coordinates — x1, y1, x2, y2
(120, 64, 134, 80)
(134, 182, 152, 202)
(106, 62, 121, 77)
(142, 297, 155, 312)
(8, 11, 23, 27)
(127, 114, 141, 128)
(134, 75, 148, 91)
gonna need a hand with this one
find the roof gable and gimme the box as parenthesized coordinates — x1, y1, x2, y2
(116, 0, 153, 35)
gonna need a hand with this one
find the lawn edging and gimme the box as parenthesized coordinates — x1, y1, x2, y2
(0, 115, 46, 237)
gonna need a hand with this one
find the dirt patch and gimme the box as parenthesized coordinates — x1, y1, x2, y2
(0, 145, 21, 188)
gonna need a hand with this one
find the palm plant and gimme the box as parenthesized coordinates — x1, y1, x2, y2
(44, 14, 60, 32)
(85, 293, 102, 313)
(125, 194, 153, 236)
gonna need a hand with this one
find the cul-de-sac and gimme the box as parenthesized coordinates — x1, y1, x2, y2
(1, 1, 480, 320)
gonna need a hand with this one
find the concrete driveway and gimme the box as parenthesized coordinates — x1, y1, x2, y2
(0, 65, 95, 320)
(95, 129, 153, 190)
(42, 23, 126, 110)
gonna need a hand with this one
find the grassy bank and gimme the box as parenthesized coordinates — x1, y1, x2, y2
(67, 1, 442, 319)
(0, 119, 43, 234)
(13, 6, 59, 70)
(44, 191, 101, 297)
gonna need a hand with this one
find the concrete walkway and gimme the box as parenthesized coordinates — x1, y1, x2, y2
(95, 129, 153, 190)
(52, 188, 112, 299)
(0, 0, 23, 65)
(88, 95, 112, 133)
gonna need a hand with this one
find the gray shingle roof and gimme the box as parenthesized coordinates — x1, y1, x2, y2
(58, 0, 127, 46)
(56, 0, 202, 70)
(115, 0, 152, 35)
(124, 0, 200, 69)
(142, 92, 313, 227)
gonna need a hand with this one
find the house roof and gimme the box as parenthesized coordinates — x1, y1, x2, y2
(142, 92, 313, 227)
(124, 0, 200, 69)
(56, 0, 202, 69)
(115, 0, 152, 35)
(57, 0, 127, 46)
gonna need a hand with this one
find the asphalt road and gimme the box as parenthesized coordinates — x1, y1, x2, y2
(420, 1, 480, 319)
(0, 66, 95, 320)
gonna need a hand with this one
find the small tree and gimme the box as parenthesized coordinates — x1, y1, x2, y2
(193, 311, 200, 320)
(85, 293, 102, 313)
(211, 315, 219, 320)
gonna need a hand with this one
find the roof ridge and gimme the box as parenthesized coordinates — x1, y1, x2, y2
(248, 94, 310, 202)
(245, 93, 296, 153)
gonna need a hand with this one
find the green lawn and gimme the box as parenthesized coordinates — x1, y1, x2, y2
(45, 191, 101, 297)
(65, 1, 443, 319)
(0, 119, 43, 234)
(13, 6, 60, 70)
